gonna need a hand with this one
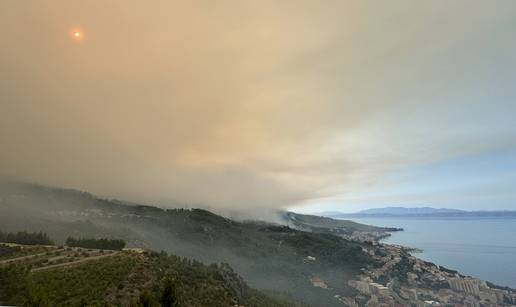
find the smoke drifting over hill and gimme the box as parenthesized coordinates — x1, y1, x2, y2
(2, 1, 516, 210)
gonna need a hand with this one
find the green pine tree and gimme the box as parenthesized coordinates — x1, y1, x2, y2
(160, 275, 180, 307)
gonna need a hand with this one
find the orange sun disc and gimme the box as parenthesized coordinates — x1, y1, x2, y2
(71, 30, 84, 40)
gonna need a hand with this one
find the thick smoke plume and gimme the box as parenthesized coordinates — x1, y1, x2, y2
(1, 1, 516, 210)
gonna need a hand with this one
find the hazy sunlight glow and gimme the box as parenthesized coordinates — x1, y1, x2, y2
(71, 29, 83, 40)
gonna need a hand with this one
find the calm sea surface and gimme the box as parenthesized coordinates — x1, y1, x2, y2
(347, 217, 516, 288)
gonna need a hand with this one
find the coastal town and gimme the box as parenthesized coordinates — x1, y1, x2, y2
(340, 242, 516, 306)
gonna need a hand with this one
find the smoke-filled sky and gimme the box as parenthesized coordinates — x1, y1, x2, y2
(1, 1, 516, 212)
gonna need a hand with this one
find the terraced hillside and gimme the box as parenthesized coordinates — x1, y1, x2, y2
(0, 242, 302, 306)
(0, 244, 118, 271)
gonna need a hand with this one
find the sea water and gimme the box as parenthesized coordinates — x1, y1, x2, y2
(348, 217, 516, 288)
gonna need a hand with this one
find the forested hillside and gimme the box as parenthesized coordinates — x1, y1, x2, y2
(0, 181, 379, 306)
(0, 243, 302, 306)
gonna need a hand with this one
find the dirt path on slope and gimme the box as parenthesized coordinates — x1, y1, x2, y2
(31, 251, 120, 272)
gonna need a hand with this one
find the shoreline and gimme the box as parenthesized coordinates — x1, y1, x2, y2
(342, 239, 516, 305)
(346, 216, 516, 289)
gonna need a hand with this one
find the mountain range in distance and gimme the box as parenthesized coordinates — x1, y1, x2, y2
(319, 206, 516, 218)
